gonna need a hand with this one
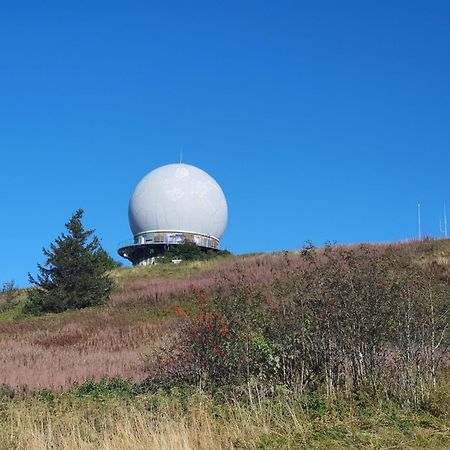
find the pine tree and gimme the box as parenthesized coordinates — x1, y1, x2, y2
(25, 209, 113, 314)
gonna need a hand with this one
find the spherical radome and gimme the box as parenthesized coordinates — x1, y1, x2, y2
(128, 164, 228, 240)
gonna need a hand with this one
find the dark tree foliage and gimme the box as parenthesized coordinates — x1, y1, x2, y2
(25, 210, 114, 315)
(162, 241, 231, 263)
(97, 250, 123, 270)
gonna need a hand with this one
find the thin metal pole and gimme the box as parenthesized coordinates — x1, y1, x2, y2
(418, 203, 421, 240)
(444, 203, 448, 238)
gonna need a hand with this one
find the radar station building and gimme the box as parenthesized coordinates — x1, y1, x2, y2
(118, 163, 228, 265)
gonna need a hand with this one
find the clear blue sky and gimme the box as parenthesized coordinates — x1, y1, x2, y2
(1, 1, 449, 286)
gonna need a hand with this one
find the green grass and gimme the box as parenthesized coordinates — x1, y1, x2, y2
(0, 294, 27, 323)
(110, 257, 224, 281)
(0, 297, 104, 324)
(0, 306, 22, 323)
(108, 252, 260, 281)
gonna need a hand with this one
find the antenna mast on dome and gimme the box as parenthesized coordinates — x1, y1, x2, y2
(179, 146, 183, 164)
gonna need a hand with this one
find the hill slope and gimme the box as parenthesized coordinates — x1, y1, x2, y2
(0, 239, 449, 450)
(0, 240, 449, 389)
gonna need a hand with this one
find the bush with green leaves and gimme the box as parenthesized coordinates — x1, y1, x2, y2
(25, 209, 114, 315)
(162, 241, 231, 263)
(169, 243, 449, 403)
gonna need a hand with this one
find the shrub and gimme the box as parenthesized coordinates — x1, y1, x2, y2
(70, 377, 134, 400)
(170, 244, 450, 403)
(1, 280, 18, 304)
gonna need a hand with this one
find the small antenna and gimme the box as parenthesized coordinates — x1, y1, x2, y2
(417, 203, 421, 240)
(179, 146, 183, 164)
(444, 203, 448, 238)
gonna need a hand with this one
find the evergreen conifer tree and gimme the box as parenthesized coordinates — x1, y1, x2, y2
(26, 209, 113, 314)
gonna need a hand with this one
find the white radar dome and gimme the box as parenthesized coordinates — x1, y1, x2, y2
(128, 163, 228, 240)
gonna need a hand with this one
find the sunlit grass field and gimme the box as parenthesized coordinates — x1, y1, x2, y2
(1, 377, 449, 450)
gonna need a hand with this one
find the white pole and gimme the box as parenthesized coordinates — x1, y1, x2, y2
(418, 203, 421, 240)
(444, 203, 448, 238)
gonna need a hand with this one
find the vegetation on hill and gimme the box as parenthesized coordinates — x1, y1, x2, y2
(0, 238, 449, 448)
(1, 280, 19, 304)
(154, 241, 449, 406)
(161, 240, 232, 263)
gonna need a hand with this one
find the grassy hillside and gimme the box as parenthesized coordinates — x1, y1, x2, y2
(0, 252, 281, 388)
(2, 239, 448, 389)
(0, 239, 449, 449)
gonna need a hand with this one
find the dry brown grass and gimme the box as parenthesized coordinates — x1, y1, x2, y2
(0, 262, 228, 389)
(0, 395, 238, 450)
(1, 388, 449, 450)
(0, 306, 176, 388)
(0, 253, 280, 389)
